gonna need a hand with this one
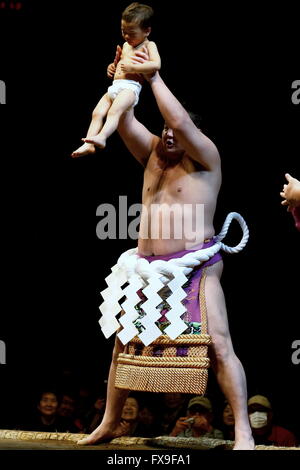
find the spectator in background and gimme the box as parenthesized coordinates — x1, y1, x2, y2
(169, 396, 224, 440)
(83, 394, 158, 438)
(57, 392, 81, 433)
(248, 395, 298, 447)
(280, 173, 300, 231)
(83, 395, 106, 434)
(119, 395, 140, 436)
(57, 393, 76, 420)
(19, 390, 70, 432)
(73, 383, 97, 432)
(134, 401, 159, 437)
(155, 393, 189, 436)
(221, 401, 235, 441)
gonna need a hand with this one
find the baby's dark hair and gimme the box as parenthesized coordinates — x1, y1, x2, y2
(122, 2, 154, 29)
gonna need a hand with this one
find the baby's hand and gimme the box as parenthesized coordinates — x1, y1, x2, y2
(107, 45, 122, 79)
(107, 62, 116, 78)
(114, 45, 122, 65)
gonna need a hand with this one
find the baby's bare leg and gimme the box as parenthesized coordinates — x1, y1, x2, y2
(71, 94, 112, 158)
(204, 262, 255, 450)
(84, 89, 135, 149)
(77, 337, 129, 445)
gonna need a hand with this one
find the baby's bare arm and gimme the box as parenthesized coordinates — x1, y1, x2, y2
(107, 44, 123, 78)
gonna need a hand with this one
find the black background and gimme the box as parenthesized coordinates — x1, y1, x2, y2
(0, 0, 299, 440)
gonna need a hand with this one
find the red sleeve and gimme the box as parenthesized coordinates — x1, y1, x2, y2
(269, 425, 298, 447)
(291, 206, 300, 231)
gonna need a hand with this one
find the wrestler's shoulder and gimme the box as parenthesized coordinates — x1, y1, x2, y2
(148, 139, 163, 158)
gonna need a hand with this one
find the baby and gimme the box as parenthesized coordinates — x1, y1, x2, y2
(71, 2, 161, 157)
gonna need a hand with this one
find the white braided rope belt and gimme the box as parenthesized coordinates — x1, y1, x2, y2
(99, 212, 249, 346)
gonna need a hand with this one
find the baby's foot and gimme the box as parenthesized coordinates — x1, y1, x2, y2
(71, 142, 96, 158)
(83, 135, 106, 150)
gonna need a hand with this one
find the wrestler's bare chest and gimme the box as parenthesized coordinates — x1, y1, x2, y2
(142, 156, 204, 206)
(138, 156, 217, 254)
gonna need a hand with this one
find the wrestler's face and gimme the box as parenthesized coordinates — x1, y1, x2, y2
(38, 392, 58, 417)
(121, 20, 150, 47)
(161, 125, 184, 158)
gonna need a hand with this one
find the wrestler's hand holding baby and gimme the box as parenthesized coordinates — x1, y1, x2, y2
(115, 44, 148, 70)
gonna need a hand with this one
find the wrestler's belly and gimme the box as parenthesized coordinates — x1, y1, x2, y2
(137, 230, 215, 256)
(138, 203, 215, 255)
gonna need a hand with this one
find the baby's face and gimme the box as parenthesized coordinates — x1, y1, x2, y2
(121, 20, 150, 47)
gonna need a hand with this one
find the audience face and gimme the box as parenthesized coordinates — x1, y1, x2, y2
(163, 393, 185, 409)
(180, 404, 212, 435)
(121, 397, 139, 422)
(138, 406, 155, 427)
(188, 404, 208, 417)
(223, 403, 235, 426)
(38, 392, 58, 418)
(248, 404, 271, 433)
(58, 394, 76, 418)
(188, 405, 212, 429)
(76, 385, 94, 417)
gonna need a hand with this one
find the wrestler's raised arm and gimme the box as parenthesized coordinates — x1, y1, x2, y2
(117, 46, 160, 167)
(147, 72, 220, 172)
(117, 108, 160, 167)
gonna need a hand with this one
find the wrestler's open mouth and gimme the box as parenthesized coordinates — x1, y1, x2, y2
(166, 139, 174, 148)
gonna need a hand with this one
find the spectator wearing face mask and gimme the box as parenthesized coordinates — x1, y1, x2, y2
(248, 395, 298, 447)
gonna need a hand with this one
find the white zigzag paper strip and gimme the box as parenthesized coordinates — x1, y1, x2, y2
(164, 270, 189, 339)
(138, 276, 165, 346)
(99, 265, 127, 338)
(117, 275, 146, 345)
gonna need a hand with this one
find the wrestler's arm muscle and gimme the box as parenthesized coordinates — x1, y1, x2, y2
(117, 108, 160, 166)
(150, 73, 220, 171)
(174, 123, 220, 170)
